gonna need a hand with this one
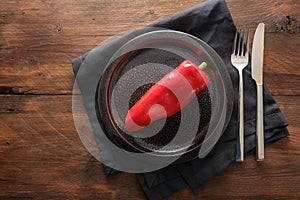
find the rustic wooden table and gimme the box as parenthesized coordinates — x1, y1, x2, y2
(1, 0, 299, 199)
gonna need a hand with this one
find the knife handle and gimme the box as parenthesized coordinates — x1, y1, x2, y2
(256, 84, 264, 161)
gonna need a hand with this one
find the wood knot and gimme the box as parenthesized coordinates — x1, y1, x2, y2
(6, 108, 15, 112)
(149, 9, 155, 14)
(270, 15, 300, 34)
(54, 25, 63, 33)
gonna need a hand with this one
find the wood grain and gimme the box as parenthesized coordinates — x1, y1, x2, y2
(0, 0, 300, 199)
(0, 95, 299, 199)
(0, 33, 299, 95)
(0, 0, 299, 95)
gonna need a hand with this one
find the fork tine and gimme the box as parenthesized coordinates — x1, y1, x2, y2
(245, 29, 250, 56)
(232, 30, 238, 55)
(241, 30, 245, 56)
(237, 29, 242, 56)
(232, 29, 249, 57)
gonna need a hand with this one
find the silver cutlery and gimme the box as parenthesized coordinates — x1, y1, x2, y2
(231, 29, 250, 162)
(251, 23, 265, 161)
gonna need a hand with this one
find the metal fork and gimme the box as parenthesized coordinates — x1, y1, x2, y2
(231, 29, 250, 162)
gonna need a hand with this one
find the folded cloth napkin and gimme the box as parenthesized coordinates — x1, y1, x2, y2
(72, 0, 289, 199)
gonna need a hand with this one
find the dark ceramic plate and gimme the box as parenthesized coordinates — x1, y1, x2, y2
(96, 30, 233, 162)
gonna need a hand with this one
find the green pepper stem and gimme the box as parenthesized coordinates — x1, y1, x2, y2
(198, 62, 207, 70)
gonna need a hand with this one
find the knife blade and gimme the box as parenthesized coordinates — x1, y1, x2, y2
(251, 23, 265, 161)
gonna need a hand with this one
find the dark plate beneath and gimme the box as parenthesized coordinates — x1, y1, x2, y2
(96, 30, 233, 163)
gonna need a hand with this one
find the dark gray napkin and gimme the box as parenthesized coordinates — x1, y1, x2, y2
(72, 0, 289, 199)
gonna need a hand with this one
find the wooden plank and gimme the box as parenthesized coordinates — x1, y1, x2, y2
(0, 0, 299, 95)
(228, 0, 300, 32)
(264, 33, 300, 96)
(0, 33, 299, 95)
(0, 95, 299, 199)
(1, 0, 299, 34)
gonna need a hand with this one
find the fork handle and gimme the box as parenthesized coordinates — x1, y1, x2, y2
(256, 84, 264, 161)
(236, 70, 244, 162)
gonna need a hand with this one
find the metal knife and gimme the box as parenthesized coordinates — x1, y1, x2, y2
(251, 23, 265, 161)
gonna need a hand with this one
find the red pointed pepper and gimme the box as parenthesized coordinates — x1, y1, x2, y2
(125, 60, 209, 132)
